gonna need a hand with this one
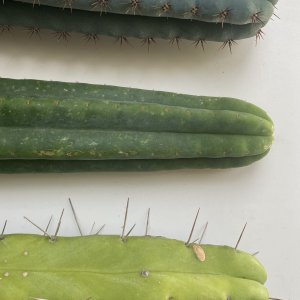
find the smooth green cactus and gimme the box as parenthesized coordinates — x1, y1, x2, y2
(0, 78, 273, 173)
(0, 0, 278, 47)
(0, 234, 269, 299)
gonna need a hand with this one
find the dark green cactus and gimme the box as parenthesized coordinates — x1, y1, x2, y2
(0, 0, 278, 48)
(0, 78, 274, 173)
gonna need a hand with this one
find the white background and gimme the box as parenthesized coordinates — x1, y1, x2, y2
(0, 1, 299, 299)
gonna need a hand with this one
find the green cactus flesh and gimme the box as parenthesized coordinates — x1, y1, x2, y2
(0, 78, 273, 172)
(0, 0, 275, 43)
(14, 0, 278, 25)
(0, 234, 269, 300)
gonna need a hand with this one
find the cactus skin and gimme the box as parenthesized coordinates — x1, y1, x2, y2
(0, 78, 273, 172)
(14, 0, 278, 25)
(0, 152, 270, 173)
(1, 1, 270, 43)
(0, 234, 269, 300)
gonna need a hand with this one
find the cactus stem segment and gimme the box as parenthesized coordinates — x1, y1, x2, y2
(145, 208, 150, 236)
(235, 222, 248, 250)
(69, 198, 83, 236)
(185, 208, 200, 245)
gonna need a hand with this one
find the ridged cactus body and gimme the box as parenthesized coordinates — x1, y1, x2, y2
(0, 78, 273, 173)
(14, 0, 278, 25)
(0, 234, 269, 299)
(0, 0, 278, 44)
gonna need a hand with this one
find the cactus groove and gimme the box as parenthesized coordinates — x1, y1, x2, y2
(0, 0, 278, 45)
(0, 77, 274, 173)
(0, 234, 269, 300)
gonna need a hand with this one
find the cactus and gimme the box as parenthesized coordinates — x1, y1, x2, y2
(0, 201, 270, 300)
(0, 0, 278, 47)
(14, 0, 278, 25)
(0, 235, 269, 300)
(0, 78, 273, 173)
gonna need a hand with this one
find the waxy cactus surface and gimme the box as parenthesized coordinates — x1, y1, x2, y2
(0, 78, 274, 173)
(0, 0, 279, 46)
(0, 234, 269, 300)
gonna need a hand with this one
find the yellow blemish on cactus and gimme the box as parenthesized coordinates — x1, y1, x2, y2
(38, 151, 56, 157)
(24, 251, 29, 256)
(3, 272, 9, 277)
(22, 272, 29, 278)
(192, 244, 206, 262)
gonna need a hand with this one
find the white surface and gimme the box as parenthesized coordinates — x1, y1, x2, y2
(0, 1, 299, 299)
